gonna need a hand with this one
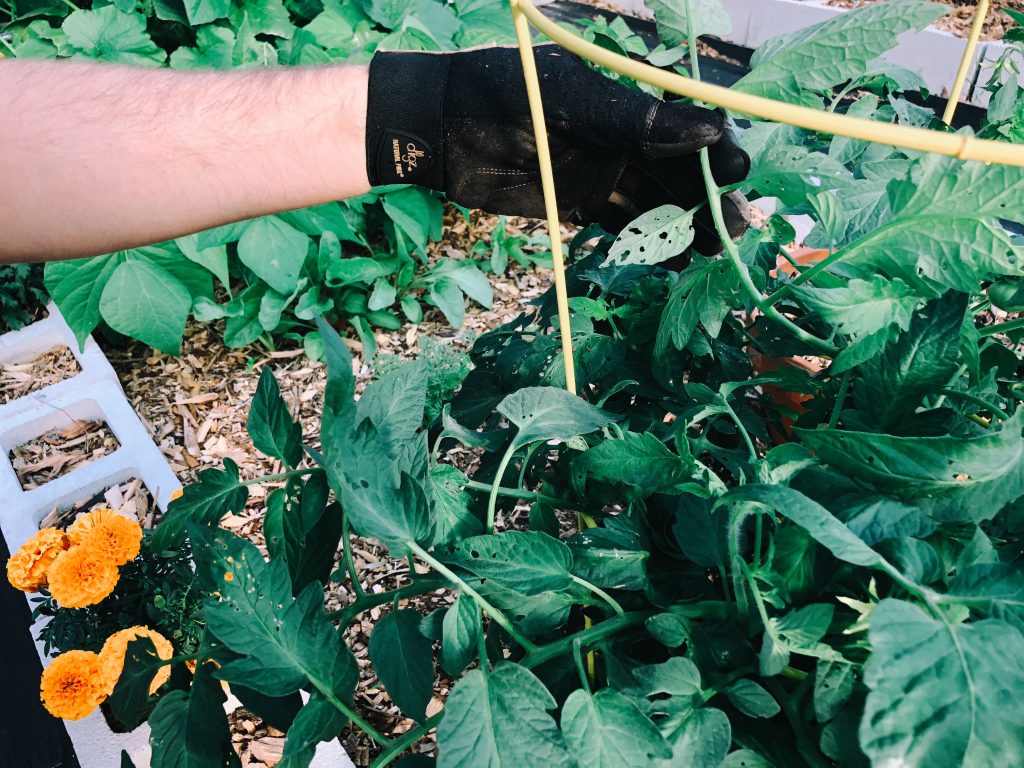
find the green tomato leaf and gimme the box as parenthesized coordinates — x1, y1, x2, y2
(191, 525, 359, 702)
(107, 637, 164, 730)
(796, 412, 1024, 523)
(436, 662, 569, 768)
(497, 387, 616, 448)
(575, 432, 695, 499)
(656, 256, 738, 354)
(183, 0, 230, 25)
(791, 275, 920, 339)
(723, 679, 780, 719)
(561, 688, 672, 767)
(440, 592, 480, 677)
(248, 367, 303, 467)
(428, 464, 483, 548)
(153, 458, 249, 551)
(861, 599, 1024, 766)
(852, 292, 965, 431)
(604, 205, 695, 267)
(237, 216, 310, 295)
(814, 659, 856, 723)
(667, 707, 732, 768)
(100, 260, 191, 354)
(445, 531, 574, 595)
(278, 692, 346, 768)
(735, 0, 946, 104)
(721, 485, 883, 568)
(368, 609, 434, 723)
(148, 662, 235, 768)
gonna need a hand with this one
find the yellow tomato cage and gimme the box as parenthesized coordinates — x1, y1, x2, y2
(509, 0, 1005, 395)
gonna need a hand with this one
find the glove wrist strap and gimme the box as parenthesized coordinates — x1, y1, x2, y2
(365, 51, 449, 189)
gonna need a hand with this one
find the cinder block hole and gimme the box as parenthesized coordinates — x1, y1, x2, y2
(0, 346, 81, 405)
(9, 420, 120, 491)
(39, 477, 154, 530)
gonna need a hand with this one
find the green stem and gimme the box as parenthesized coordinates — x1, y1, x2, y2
(408, 541, 540, 653)
(572, 639, 592, 693)
(526, 611, 651, 668)
(240, 468, 315, 487)
(979, 316, 1024, 337)
(933, 363, 969, 410)
(341, 516, 366, 600)
(518, 442, 540, 488)
(476, 603, 489, 671)
(326, 577, 445, 625)
(722, 399, 758, 463)
(371, 713, 443, 768)
(464, 479, 566, 507)
(700, 149, 837, 356)
(487, 441, 521, 534)
(570, 574, 625, 617)
(827, 370, 852, 430)
(325, 690, 393, 751)
(0, 35, 16, 57)
(938, 388, 1005, 422)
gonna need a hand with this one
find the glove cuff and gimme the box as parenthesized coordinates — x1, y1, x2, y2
(365, 50, 450, 189)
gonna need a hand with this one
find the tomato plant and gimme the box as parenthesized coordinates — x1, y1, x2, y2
(30, 0, 1024, 766)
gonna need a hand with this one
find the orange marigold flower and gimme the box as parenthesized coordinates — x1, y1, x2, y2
(100, 626, 174, 695)
(47, 547, 119, 608)
(40, 650, 108, 720)
(68, 508, 142, 566)
(6, 528, 69, 593)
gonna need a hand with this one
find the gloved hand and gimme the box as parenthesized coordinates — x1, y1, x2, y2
(365, 43, 750, 254)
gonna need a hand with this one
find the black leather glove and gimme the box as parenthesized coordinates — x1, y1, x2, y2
(365, 43, 750, 254)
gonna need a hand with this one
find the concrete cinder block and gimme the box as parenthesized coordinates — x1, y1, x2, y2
(0, 305, 354, 768)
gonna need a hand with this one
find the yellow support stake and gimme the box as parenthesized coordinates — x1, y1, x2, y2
(943, 0, 990, 125)
(511, 0, 577, 395)
(513, 0, 1024, 167)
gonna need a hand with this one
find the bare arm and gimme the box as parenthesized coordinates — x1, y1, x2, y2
(0, 60, 370, 263)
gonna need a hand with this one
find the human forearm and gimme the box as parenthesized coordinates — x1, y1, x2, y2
(1, 60, 369, 262)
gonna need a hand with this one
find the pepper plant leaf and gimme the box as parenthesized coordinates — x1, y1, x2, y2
(248, 367, 303, 467)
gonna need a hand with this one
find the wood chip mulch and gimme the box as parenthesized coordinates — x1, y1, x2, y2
(9, 419, 119, 490)
(0, 345, 80, 404)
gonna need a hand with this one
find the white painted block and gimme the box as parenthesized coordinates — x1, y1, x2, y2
(0, 305, 354, 768)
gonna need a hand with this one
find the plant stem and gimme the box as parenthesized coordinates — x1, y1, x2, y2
(572, 639, 592, 693)
(324, 690, 393, 752)
(463, 479, 567, 507)
(979, 315, 1024, 337)
(682, 0, 835, 356)
(371, 713, 444, 768)
(407, 541, 540, 653)
(827, 370, 852, 429)
(240, 468, 315, 487)
(722, 399, 758, 463)
(570, 574, 625, 616)
(938, 388, 1006, 422)
(342, 516, 367, 600)
(486, 441, 521, 534)
(326, 577, 445, 625)
(525, 612, 651, 666)
(518, 442, 540, 487)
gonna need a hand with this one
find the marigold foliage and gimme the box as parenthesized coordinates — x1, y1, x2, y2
(6, 528, 69, 592)
(100, 626, 174, 695)
(69, 508, 143, 566)
(39, 650, 108, 721)
(47, 546, 119, 608)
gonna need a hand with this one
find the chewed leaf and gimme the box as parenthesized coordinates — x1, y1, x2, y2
(445, 531, 574, 595)
(497, 387, 616, 448)
(604, 205, 695, 267)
